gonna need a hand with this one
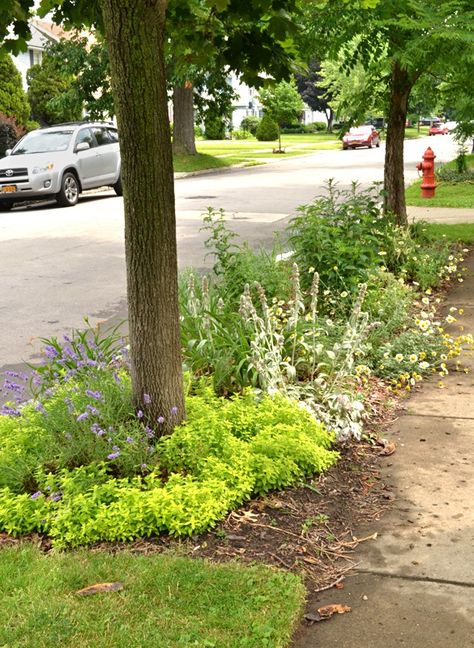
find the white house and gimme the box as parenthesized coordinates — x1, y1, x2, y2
(228, 75, 327, 129)
(12, 19, 70, 89)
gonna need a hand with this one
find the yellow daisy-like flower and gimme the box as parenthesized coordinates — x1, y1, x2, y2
(395, 353, 404, 362)
(409, 354, 418, 362)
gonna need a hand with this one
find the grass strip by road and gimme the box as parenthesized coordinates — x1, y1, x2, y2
(406, 154, 474, 208)
(420, 222, 474, 244)
(173, 133, 340, 173)
(0, 544, 304, 648)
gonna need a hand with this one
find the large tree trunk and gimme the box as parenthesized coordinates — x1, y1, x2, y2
(384, 61, 413, 226)
(172, 82, 197, 155)
(99, 0, 185, 434)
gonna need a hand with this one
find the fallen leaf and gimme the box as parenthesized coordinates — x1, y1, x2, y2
(377, 438, 396, 456)
(76, 582, 123, 597)
(305, 604, 351, 624)
(335, 582, 344, 589)
(317, 604, 352, 618)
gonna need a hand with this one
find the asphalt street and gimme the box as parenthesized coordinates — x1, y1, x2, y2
(0, 135, 458, 371)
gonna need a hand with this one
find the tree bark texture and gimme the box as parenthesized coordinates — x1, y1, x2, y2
(99, 0, 185, 433)
(172, 83, 197, 155)
(384, 61, 412, 226)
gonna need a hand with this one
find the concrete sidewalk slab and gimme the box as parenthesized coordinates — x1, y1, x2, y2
(293, 253, 474, 647)
(408, 206, 474, 223)
(293, 573, 474, 648)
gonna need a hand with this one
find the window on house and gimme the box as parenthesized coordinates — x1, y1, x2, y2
(29, 49, 43, 66)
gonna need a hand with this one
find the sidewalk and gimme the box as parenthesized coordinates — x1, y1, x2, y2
(293, 257, 474, 645)
(408, 205, 474, 223)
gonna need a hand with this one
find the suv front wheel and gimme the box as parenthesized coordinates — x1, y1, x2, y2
(0, 201, 13, 212)
(57, 172, 79, 207)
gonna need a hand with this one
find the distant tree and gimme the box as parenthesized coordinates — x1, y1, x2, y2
(258, 80, 304, 151)
(302, 0, 474, 225)
(0, 53, 31, 126)
(27, 57, 82, 125)
(319, 47, 388, 127)
(45, 35, 114, 120)
(295, 59, 335, 130)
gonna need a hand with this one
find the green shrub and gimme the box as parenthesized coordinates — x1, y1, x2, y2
(240, 115, 260, 135)
(0, 54, 31, 127)
(281, 124, 305, 134)
(309, 121, 327, 132)
(0, 389, 337, 546)
(255, 114, 279, 141)
(0, 112, 25, 158)
(204, 115, 226, 140)
(232, 129, 251, 140)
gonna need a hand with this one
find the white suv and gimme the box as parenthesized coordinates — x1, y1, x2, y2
(0, 121, 121, 211)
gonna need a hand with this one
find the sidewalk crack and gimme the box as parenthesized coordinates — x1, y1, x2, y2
(357, 569, 474, 588)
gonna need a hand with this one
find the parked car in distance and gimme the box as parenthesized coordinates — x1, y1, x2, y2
(0, 121, 121, 211)
(342, 125, 381, 150)
(429, 122, 449, 136)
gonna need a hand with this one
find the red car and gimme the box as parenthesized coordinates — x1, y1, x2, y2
(342, 125, 381, 150)
(429, 123, 449, 136)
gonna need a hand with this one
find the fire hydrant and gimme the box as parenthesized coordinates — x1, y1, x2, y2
(416, 147, 437, 198)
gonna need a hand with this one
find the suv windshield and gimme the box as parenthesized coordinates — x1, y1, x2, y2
(12, 130, 74, 155)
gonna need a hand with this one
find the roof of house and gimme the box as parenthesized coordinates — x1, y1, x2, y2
(30, 19, 74, 42)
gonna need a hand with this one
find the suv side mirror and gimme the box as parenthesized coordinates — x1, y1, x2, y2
(5, 149, 11, 156)
(76, 142, 90, 152)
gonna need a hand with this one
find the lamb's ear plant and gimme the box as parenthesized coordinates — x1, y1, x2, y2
(238, 264, 375, 441)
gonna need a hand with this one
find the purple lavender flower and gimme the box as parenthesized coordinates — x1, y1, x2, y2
(32, 374, 42, 387)
(4, 379, 25, 393)
(85, 389, 103, 401)
(143, 393, 151, 404)
(30, 491, 42, 500)
(145, 426, 154, 439)
(113, 372, 121, 384)
(171, 406, 178, 416)
(137, 410, 144, 419)
(91, 423, 105, 436)
(44, 345, 59, 359)
(141, 463, 148, 470)
(157, 416, 165, 425)
(147, 446, 155, 454)
(107, 450, 120, 460)
(86, 405, 100, 416)
(4, 370, 19, 378)
(62, 334, 72, 343)
(86, 359, 98, 367)
(35, 402, 47, 415)
(64, 397, 74, 413)
(50, 492, 62, 502)
(126, 436, 134, 444)
(76, 412, 89, 422)
(1, 405, 20, 417)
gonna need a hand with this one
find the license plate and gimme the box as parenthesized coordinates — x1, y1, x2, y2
(0, 185, 17, 193)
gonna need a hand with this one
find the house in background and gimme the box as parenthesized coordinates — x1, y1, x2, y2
(228, 75, 327, 129)
(12, 19, 71, 90)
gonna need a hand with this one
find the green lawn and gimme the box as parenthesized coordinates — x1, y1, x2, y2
(406, 154, 474, 208)
(406, 181, 474, 208)
(419, 222, 474, 244)
(0, 544, 304, 648)
(173, 132, 341, 173)
(404, 126, 430, 139)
